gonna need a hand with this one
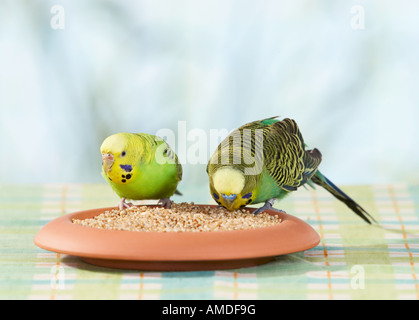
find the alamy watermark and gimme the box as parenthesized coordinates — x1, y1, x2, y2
(350, 4, 365, 30)
(49, 5, 366, 33)
(155, 121, 264, 175)
(350, 265, 365, 290)
(50, 265, 66, 290)
(50, 5, 65, 30)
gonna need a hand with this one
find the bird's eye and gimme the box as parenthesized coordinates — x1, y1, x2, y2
(121, 151, 126, 157)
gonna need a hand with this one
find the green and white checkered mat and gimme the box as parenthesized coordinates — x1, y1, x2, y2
(1, 183, 418, 300)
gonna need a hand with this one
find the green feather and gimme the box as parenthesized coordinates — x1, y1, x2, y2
(252, 169, 288, 203)
(207, 117, 375, 224)
(311, 171, 376, 224)
(101, 133, 182, 201)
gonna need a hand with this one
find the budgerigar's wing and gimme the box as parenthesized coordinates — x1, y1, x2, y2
(262, 118, 322, 191)
(156, 138, 183, 182)
(135, 133, 183, 182)
(206, 117, 277, 176)
(159, 140, 183, 182)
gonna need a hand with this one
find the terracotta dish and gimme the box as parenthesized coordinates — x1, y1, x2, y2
(34, 205, 320, 271)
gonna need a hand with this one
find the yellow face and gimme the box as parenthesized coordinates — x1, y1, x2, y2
(100, 133, 137, 185)
(210, 167, 256, 210)
(211, 188, 255, 211)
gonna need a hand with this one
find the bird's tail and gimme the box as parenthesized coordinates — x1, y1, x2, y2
(174, 189, 183, 196)
(311, 171, 376, 224)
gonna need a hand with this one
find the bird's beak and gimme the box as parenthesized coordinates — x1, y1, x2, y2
(102, 153, 114, 172)
(221, 194, 237, 211)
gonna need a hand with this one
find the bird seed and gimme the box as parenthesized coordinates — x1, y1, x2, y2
(72, 202, 282, 232)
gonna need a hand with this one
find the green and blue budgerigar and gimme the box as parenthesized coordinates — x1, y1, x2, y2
(207, 117, 376, 224)
(101, 132, 182, 210)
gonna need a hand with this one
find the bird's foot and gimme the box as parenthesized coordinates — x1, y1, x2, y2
(158, 198, 172, 209)
(118, 197, 133, 211)
(253, 198, 285, 215)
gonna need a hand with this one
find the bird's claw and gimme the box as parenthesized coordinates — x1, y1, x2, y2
(118, 197, 133, 210)
(158, 198, 172, 209)
(253, 206, 267, 215)
(253, 198, 285, 215)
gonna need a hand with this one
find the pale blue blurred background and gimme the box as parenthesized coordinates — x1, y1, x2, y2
(0, 0, 418, 187)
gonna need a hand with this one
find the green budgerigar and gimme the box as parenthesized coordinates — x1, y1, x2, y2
(207, 117, 376, 224)
(101, 132, 182, 210)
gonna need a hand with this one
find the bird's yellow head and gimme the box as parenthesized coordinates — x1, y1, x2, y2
(100, 133, 139, 184)
(210, 167, 256, 211)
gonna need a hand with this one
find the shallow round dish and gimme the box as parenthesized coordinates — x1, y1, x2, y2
(34, 205, 320, 271)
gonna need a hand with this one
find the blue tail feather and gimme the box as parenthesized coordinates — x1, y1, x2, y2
(311, 171, 376, 224)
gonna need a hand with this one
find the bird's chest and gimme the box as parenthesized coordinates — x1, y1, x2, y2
(253, 169, 287, 203)
(104, 162, 177, 200)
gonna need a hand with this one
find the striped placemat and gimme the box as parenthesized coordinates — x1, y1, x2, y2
(0, 183, 418, 299)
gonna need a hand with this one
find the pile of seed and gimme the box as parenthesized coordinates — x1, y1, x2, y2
(73, 202, 282, 232)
